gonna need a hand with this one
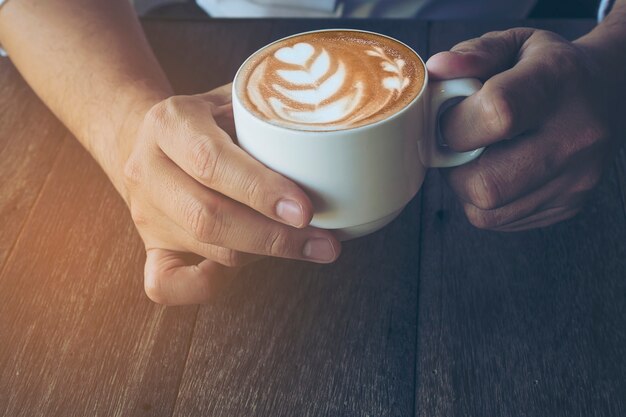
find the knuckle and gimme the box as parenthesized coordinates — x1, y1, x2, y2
(242, 174, 264, 207)
(144, 96, 188, 133)
(144, 99, 171, 129)
(123, 156, 143, 189)
(509, 27, 535, 38)
(192, 139, 224, 182)
(129, 204, 148, 227)
(162, 95, 185, 115)
(576, 170, 602, 194)
(185, 198, 220, 243)
(467, 168, 505, 210)
(451, 38, 478, 53)
(464, 205, 500, 230)
(265, 229, 290, 257)
(479, 86, 517, 139)
(531, 28, 555, 40)
(580, 121, 610, 150)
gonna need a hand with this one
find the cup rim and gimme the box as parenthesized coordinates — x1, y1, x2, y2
(232, 28, 429, 134)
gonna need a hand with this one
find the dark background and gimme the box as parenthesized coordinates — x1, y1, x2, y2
(146, 0, 604, 19)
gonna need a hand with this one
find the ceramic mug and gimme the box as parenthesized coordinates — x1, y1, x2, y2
(233, 29, 483, 240)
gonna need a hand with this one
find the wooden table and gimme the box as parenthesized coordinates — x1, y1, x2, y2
(1, 18, 625, 417)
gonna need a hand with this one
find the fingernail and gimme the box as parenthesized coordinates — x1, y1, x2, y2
(276, 199, 304, 227)
(303, 238, 336, 263)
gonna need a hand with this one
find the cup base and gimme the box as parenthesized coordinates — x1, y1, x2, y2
(330, 208, 404, 241)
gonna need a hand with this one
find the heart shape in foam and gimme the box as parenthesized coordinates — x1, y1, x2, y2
(274, 43, 315, 66)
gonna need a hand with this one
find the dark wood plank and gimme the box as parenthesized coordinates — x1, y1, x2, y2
(0, 138, 197, 417)
(416, 20, 626, 417)
(171, 20, 426, 417)
(0, 20, 229, 416)
(0, 137, 198, 417)
(617, 147, 626, 217)
(0, 60, 66, 268)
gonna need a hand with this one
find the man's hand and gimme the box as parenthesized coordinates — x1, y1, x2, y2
(0, 1, 342, 306)
(122, 84, 341, 305)
(426, 28, 622, 231)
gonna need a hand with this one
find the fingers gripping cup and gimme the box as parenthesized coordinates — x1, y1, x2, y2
(233, 29, 483, 240)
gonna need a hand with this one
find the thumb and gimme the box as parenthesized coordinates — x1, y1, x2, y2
(143, 248, 239, 305)
(425, 28, 559, 151)
(426, 28, 535, 81)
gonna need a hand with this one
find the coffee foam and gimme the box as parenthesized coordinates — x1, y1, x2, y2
(236, 30, 425, 131)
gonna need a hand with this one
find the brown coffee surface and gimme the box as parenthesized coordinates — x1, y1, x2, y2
(236, 30, 425, 131)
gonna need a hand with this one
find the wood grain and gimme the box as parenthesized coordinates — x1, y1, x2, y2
(172, 203, 421, 417)
(0, 60, 66, 268)
(0, 22, 214, 417)
(0, 137, 198, 417)
(617, 147, 626, 217)
(415, 20, 626, 417)
(170, 20, 427, 417)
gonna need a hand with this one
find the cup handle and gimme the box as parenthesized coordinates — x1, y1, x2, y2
(421, 78, 484, 168)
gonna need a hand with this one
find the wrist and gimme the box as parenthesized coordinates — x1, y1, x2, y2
(85, 84, 172, 203)
(574, 12, 626, 147)
(576, 4, 626, 69)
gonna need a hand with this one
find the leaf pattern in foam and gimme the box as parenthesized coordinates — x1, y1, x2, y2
(273, 62, 345, 105)
(269, 42, 363, 124)
(269, 81, 364, 125)
(276, 49, 330, 85)
(369, 48, 410, 94)
(245, 35, 417, 130)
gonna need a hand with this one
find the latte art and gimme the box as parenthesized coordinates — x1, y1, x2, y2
(236, 31, 425, 131)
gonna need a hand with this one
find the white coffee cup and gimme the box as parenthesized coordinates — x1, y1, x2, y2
(233, 29, 483, 240)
